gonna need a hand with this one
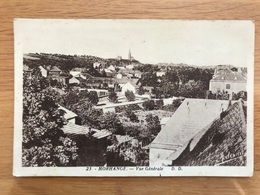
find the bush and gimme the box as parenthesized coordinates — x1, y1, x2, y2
(155, 99, 164, 109)
(108, 91, 118, 103)
(143, 100, 155, 110)
(125, 90, 135, 101)
(125, 110, 139, 123)
(172, 99, 182, 107)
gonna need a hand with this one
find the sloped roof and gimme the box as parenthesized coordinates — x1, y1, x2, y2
(62, 122, 111, 139)
(150, 98, 231, 151)
(46, 66, 61, 72)
(116, 78, 139, 87)
(168, 99, 246, 166)
(58, 105, 78, 120)
(115, 135, 132, 144)
(92, 130, 112, 139)
(211, 69, 246, 82)
(69, 77, 80, 84)
(62, 122, 89, 135)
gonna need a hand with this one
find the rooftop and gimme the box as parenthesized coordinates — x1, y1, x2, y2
(150, 98, 231, 151)
(169, 99, 246, 166)
(58, 105, 78, 120)
(62, 122, 111, 139)
(211, 68, 246, 82)
(46, 65, 61, 72)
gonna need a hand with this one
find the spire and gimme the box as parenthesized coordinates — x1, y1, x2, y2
(128, 49, 131, 61)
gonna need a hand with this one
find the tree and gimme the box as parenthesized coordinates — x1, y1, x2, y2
(101, 69, 107, 77)
(143, 100, 155, 110)
(108, 91, 118, 103)
(99, 112, 124, 134)
(88, 91, 99, 105)
(71, 100, 102, 127)
(125, 109, 139, 122)
(232, 91, 247, 101)
(22, 67, 78, 167)
(78, 90, 89, 100)
(145, 114, 161, 136)
(125, 90, 135, 101)
(63, 90, 80, 109)
(140, 71, 158, 87)
(138, 86, 145, 95)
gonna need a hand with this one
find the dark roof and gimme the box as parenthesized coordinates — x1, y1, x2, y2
(169, 99, 246, 166)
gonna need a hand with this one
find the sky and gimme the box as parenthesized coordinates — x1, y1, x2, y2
(16, 19, 254, 67)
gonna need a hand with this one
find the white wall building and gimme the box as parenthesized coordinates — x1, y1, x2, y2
(121, 82, 136, 95)
(209, 67, 247, 94)
(39, 66, 48, 77)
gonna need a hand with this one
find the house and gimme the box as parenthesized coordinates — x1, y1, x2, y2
(104, 69, 114, 77)
(70, 68, 93, 79)
(156, 71, 166, 77)
(143, 86, 153, 94)
(46, 66, 61, 79)
(39, 65, 61, 79)
(23, 64, 32, 76)
(62, 122, 112, 139)
(168, 99, 246, 166)
(122, 82, 136, 95)
(95, 99, 146, 113)
(93, 62, 101, 68)
(59, 105, 78, 124)
(149, 98, 231, 166)
(39, 66, 48, 77)
(87, 89, 109, 97)
(209, 66, 247, 94)
(107, 65, 116, 72)
(116, 78, 140, 95)
(87, 77, 116, 88)
(119, 69, 142, 78)
(70, 71, 87, 80)
(132, 70, 142, 78)
(116, 73, 123, 79)
(69, 77, 80, 85)
(62, 122, 112, 166)
(125, 64, 134, 69)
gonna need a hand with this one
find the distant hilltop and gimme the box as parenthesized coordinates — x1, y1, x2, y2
(24, 53, 244, 71)
(24, 53, 142, 68)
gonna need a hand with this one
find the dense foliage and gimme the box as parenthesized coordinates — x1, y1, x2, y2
(108, 91, 118, 103)
(22, 68, 78, 167)
(136, 64, 214, 99)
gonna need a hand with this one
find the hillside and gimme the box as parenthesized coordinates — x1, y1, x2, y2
(24, 53, 141, 71)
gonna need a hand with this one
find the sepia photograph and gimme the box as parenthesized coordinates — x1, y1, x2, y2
(13, 19, 254, 176)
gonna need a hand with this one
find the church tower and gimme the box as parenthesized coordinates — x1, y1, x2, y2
(128, 49, 132, 61)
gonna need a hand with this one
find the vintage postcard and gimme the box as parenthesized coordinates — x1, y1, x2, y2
(13, 19, 254, 177)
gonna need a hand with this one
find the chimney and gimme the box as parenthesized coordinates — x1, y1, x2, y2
(229, 92, 233, 100)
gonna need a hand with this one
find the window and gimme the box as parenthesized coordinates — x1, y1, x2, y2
(226, 84, 230, 89)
